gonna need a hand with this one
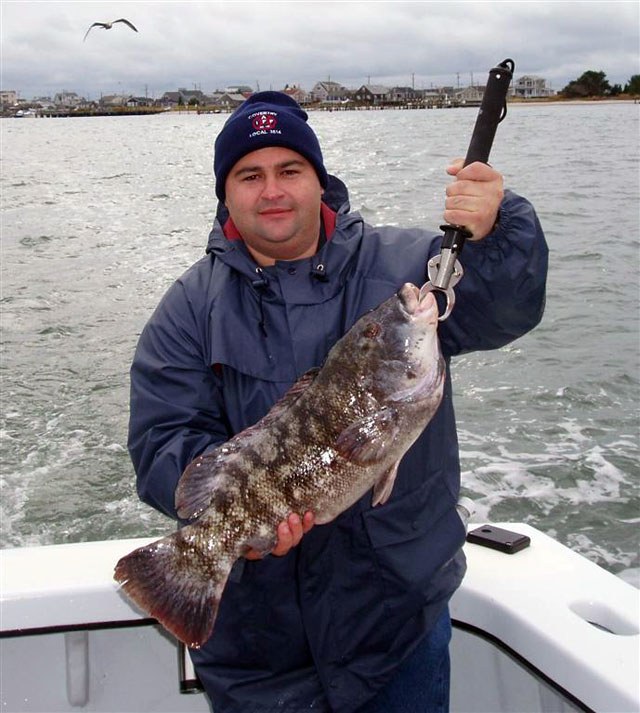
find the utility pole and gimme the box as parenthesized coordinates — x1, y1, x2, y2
(456, 72, 460, 89)
(412, 72, 415, 90)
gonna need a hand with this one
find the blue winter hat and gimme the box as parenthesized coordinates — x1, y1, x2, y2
(214, 91, 328, 201)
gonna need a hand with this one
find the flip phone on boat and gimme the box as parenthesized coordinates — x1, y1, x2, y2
(467, 524, 531, 554)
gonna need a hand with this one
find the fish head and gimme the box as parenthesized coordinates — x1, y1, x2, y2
(345, 283, 444, 406)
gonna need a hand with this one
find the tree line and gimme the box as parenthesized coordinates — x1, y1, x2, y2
(562, 71, 639, 98)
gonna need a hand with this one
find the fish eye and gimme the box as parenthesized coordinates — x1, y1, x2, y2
(363, 323, 382, 339)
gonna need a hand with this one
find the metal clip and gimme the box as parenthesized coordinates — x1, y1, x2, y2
(419, 248, 464, 321)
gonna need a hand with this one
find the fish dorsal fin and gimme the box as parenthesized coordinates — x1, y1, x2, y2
(334, 406, 399, 465)
(175, 368, 319, 521)
(269, 367, 320, 417)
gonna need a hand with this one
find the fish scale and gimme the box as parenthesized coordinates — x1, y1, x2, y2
(114, 283, 445, 647)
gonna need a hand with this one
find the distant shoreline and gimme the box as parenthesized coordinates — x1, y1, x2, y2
(4, 96, 636, 120)
(509, 97, 638, 106)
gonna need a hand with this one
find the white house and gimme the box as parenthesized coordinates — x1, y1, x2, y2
(514, 76, 554, 98)
(1, 90, 18, 106)
(311, 81, 349, 103)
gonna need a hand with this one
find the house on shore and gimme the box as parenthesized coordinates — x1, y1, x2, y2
(311, 81, 350, 104)
(100, 94, 131, 108)
(352, 84, 391, 105)
(454, 85, 485, 104)
(388, 86, 423, 104)
(212, 92, 247, 110)
(1, 90, 18, 107)
(158, 88, 208, 107)
(514, 75, 554, 98)
(54, 91, 83, 107)
(224, 85, 254, 94)
(128, 96, 155, 107)
(158, 91, 181, 107)
(422, 89, 450, 106)
(283, 85, 311, 105)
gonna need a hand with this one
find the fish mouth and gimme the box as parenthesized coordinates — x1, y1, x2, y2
(398, 283, 438, 323)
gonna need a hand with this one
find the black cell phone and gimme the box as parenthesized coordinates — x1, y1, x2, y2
(466, 525, 531, 554)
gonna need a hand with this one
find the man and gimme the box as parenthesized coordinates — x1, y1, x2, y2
(128, 91, 547, 712)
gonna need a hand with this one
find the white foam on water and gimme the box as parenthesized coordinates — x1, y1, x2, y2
(462, 442, 630, 513)
(0, 422, 125, 547)
(460, 410, 636, 535)
(566, 532, 637, 571)
(618, 568, 640, 589)
(558, 417, 591, 444)
(102, 442, 126, 453)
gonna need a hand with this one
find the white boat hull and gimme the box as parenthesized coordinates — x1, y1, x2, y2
(2, 524, 638, 712)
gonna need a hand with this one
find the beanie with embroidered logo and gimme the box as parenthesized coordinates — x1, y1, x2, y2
(214, 91, 328, 201)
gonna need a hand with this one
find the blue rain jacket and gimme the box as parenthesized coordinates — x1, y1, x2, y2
(128, 175, 547, 713)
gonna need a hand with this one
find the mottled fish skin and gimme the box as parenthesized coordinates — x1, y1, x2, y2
(114, 284, 445, 647)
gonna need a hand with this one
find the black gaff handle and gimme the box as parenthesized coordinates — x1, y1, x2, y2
(464, 58, 514, 167)
(441, 58, 514, 251)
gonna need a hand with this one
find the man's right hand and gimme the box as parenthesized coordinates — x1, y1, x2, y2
(244, 511, 315, 560)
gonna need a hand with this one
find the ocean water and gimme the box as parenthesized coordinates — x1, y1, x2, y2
(1, 103, 638, 584)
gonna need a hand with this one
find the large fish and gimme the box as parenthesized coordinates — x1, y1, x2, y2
(114, 284, 445, 647)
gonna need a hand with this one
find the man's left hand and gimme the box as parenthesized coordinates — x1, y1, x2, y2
(244, 511, 315, 560)
(444, 160, 504, 241)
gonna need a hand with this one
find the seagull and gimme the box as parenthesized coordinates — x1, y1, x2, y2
(83, 18, 138, 42)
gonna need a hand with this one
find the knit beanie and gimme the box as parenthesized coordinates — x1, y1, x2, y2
(214, 91, 328, 201)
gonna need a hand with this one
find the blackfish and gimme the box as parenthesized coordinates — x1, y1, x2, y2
(114, 283, 445, 647)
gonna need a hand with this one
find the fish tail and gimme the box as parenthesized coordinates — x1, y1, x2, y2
(114, 527, 230, 648)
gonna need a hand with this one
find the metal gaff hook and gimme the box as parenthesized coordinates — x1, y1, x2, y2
(420, 58, 514, 321)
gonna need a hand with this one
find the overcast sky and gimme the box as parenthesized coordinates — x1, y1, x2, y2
(2, 0, 638, 100)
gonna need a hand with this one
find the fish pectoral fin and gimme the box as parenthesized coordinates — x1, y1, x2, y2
(334, 406, 399, 465)
(371, 461, 400, 506)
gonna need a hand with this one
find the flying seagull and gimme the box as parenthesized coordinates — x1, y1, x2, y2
(83, 18, 138, 42)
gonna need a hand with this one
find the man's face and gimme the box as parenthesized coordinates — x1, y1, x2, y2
(224, 146, 324, 266)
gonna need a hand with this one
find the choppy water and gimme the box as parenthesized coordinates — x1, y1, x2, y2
(1, 103, 639, 584)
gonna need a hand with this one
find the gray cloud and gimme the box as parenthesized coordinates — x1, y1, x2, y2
(2, 0, 638, 99)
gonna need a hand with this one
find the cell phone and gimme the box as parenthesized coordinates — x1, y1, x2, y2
(466, 525, 531, 554)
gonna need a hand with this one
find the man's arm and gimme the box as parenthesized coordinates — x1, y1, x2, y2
(435, 161, 548, 357)
(128, 280, 231, 520)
